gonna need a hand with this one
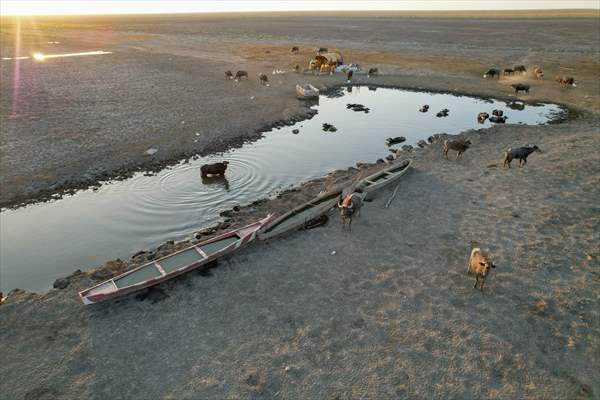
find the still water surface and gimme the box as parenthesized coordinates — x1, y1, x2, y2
(0, 87, 563, 292)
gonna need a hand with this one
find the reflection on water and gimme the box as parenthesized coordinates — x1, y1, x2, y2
(2, 50, 112, 61)
(0, 87, 564, 292)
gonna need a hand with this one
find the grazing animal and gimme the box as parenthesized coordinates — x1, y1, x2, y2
(419, 105, 430, 112)
(467, 242, 496, 292)
(443, 138, 471, 160)
(492, 109, 503, 117)
(318, 47, 328, 54)
(337, 191, 364, 231)
(534, 67, 544, 79)
(503, 145, 541, 168)
(503, 68, 514, 76)
(483, 68, 500, 78)
(511, 83, 530, 94)
(556, 76, 576, 87)
(200, 161, 229, 177)
(367, 68, 378, 77)
(477, 112, 489, 123)
(489, 115, 508, 123)
(224, 70, 233, 80)
(513, 65, 527, 74)
(258, 73, 269, 85)
(234, 70, 248, 80)
(291, 46, 299, 53)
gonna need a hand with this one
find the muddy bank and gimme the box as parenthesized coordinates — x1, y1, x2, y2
(1, 117, 599, 399)
(2, 12, 599, 208)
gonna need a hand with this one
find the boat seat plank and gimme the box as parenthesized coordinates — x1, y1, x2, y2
(114, 264, 162, 289)
(158, 248, 205, 273)
(197, 236, 239, 256)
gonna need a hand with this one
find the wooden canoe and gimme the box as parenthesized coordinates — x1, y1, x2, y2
(78, 214, 275, 305)
(296, 84, 319, 99)
(357, 159, 412, 194)
(257, 189, 341, 240)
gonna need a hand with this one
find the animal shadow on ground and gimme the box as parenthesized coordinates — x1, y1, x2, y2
(135, 287, 170, 304)
(196, 259, 219, 277)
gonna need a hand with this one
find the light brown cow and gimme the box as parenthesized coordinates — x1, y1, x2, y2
(467, 242, 496, 292)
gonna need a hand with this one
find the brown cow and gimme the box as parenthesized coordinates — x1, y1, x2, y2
(467, 242, 496, 292)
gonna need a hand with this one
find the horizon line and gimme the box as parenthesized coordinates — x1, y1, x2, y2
(1, 8, 598, 17)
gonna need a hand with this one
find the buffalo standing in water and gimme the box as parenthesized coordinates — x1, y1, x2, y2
(201, 161, 229, 177)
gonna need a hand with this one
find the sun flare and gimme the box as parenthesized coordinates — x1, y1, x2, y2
(32, 53, 45, 61)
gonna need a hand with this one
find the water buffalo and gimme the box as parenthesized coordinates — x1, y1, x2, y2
(513, 65, 527, 74)
(503, 145, 541, 168)
(492, 109, 503, 117)
(489, 115, 508, 123)
(436, 108, 449, 118)
(200, 161, 229, 177)
(483, 68, 500, 78)
(235, 70, 248, 80)
(511, 83, 530, 94)
(503, 68, 514, 76)
(443, 139, 471, 160)
(386, 136, 406, 146)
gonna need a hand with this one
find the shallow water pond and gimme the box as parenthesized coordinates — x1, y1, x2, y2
(0, 87, 563, 292)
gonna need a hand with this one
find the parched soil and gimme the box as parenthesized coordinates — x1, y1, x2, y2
(0, 11, 599, 400)
(1, 11, 599, 207)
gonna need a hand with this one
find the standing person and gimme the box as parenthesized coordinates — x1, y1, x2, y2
(347, 69, 353, 83)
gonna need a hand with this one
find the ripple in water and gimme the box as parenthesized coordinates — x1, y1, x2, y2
(0, 87, 565, 292)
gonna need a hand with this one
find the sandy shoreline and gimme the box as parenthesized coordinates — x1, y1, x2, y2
(1, 11, 599, 399)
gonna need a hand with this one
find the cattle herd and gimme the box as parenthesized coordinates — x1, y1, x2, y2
(483, 64, 576, 94)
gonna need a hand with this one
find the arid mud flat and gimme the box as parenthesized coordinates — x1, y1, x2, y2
(0, 10, 599, 399)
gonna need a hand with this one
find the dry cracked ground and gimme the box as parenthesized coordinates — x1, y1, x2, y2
(0, 11, 599, 400)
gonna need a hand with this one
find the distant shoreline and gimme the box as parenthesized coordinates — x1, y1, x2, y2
(0, 9, 598, 20)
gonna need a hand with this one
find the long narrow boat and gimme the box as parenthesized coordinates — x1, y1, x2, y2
(79, 215, 275, 305)
(357, 159, 412, 194)
(257, 189, 342, 240)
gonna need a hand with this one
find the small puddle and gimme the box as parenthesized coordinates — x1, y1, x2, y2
(0, 87, 564, 292)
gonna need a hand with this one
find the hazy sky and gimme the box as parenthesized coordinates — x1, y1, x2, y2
(2, 0, 598, 16)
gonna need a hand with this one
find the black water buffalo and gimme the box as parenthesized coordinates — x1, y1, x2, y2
(513, 65, 527, 74)
(201, 161, 229, 177)
(503, 145, 541, 168)
(483, 68, 500, 78)
(511, 83, 530, 94)
(235, 70, 248, 80)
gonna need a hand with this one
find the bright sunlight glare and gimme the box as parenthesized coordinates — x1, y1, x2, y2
(1, 1, 598, 16)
